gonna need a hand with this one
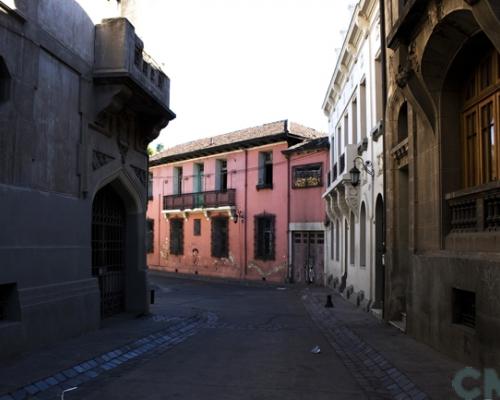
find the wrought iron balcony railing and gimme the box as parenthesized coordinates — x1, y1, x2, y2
(163, 189, 236, 211)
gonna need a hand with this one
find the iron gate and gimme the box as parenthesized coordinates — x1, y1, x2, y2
(92, 185, 126, 318)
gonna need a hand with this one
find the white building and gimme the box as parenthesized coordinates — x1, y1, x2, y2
(322, 0, 384, 313)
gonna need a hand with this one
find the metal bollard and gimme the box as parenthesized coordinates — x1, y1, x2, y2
(150, 289, 155, 305)
(325, 294, 334, 308)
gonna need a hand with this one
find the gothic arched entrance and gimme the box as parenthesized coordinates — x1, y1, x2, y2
(92, 184, 126, 317)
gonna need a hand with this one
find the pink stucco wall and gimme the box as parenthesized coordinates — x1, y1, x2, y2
(147, 141, 329, 283)
(289, 150, 329, 224)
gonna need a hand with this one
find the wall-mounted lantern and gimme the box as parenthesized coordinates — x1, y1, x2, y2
(349, 156, 374, 187)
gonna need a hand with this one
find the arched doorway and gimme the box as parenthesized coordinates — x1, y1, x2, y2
(92, 184, 126, 317)
(374, 194, 385, 311)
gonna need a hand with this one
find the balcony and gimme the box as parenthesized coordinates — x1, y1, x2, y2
(446, 183, 500, 234)
(163, 189, 236, 217)
(327, 144, 359, 191)
(93, 18, 175, 136)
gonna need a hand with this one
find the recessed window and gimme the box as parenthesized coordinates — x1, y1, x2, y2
(461, 47, 499, 188)
(360, 203, 366, 267)
(452, 288, 476, 329)
(0, 283, 20, 322)
(0, 56, 11, 104)
(146, 218, 154, 253)
(292, 163, 323, 188)
(254, 214, 275, 260)
(193, 218, 201, 236)
(148, 172, 153, 201)
(397, 102, 408, 143)
(169, 219, 184, 255)
(335, 220, 340, 262)
(216, 160, 227, 191)
(173, 167, 183, 195)
(211, 217, 228, 258)
(349, 212, 355, 265)
(257, 152, 273, 189)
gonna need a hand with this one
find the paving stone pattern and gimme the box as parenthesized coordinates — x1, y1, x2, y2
(0, 312, 216, 400)
(303, 292, 429, 400)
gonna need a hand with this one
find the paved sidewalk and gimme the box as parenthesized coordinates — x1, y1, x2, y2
(302, 287, 464, 400)
(0, 283, 210, 400)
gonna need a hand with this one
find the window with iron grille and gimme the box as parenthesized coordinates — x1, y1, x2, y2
(169, 218, 184, 255)
(193, 218, 201, 236)
(453, 288, 476, 329)
(148, 172, 153, 201)
(292, 163, 323, 188)
(211, 217, 228, 258)
(257, 151, 273, 189)
(254, 214, 275, 260)
(216, 160, 228, 191)
(146, 218, 154, 253)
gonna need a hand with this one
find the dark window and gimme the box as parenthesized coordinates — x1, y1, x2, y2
(174, 167, 183, 195)
(461, 47, 499, 188)
(397, 102, 408, 143)
(292, 163, 323, 188)
(217, 160, 228, 191)
(349, 213, 355, 265)
(330, 224, 334, 260)
(146, 218, 154, 253)
(148, 172, 153, 201)
(335, 220, 340, 261)
(254, 214, 275, 260)
(452, 288, 476, 329)
(257, 152, 273, 189)
(0, 56, 11, 104)
(0, 283, 19, 322)
(169, 219, 184, 255)
(211, 217, 228, 258)
(193, 218, 201, 236)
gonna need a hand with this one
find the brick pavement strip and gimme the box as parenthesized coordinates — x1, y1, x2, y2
(302, 291, 429, 400)
(0, 312, 217, 400)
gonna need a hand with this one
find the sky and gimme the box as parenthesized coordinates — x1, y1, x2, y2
(127, 0, 355, 150)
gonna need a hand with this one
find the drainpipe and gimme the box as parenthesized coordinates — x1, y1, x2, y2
(379, 0, 388, 319)
(244, 149, 248, 277)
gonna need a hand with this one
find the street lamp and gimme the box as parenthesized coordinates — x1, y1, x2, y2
(349, 156, 374, 187)
(232, 209, 245, 223)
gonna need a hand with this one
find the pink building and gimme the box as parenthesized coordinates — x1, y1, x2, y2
(147, 120, 328, 284)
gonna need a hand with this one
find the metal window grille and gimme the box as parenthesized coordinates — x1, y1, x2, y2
(146, 219, 154, 253)
(193, 219, 201, 236)
(254, 214, 275, 260)
(169, 219, 184, 255)
(292, 163, 323, 188)
(211, 217, 228, 258)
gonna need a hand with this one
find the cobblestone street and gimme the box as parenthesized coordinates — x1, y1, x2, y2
(0, 274, 463, 400)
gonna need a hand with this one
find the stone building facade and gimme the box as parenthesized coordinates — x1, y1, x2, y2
(0, 0, 174, 357)
(384, 0, 500, 366)
(147, 121, 328, 284)
(322, 0, 385, 312)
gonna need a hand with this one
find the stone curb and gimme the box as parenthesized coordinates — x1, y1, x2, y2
(303, 291, 429, 400)
(0, 312, 217, 400)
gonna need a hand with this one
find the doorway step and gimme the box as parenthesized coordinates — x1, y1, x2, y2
(389, 312, 406, 333)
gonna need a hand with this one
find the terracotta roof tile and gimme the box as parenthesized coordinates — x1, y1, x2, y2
(150, 120, 325, 163)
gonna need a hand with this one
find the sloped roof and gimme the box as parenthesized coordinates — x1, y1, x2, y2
(282, 136, 330, 154)
(150, 120, 325, 165)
